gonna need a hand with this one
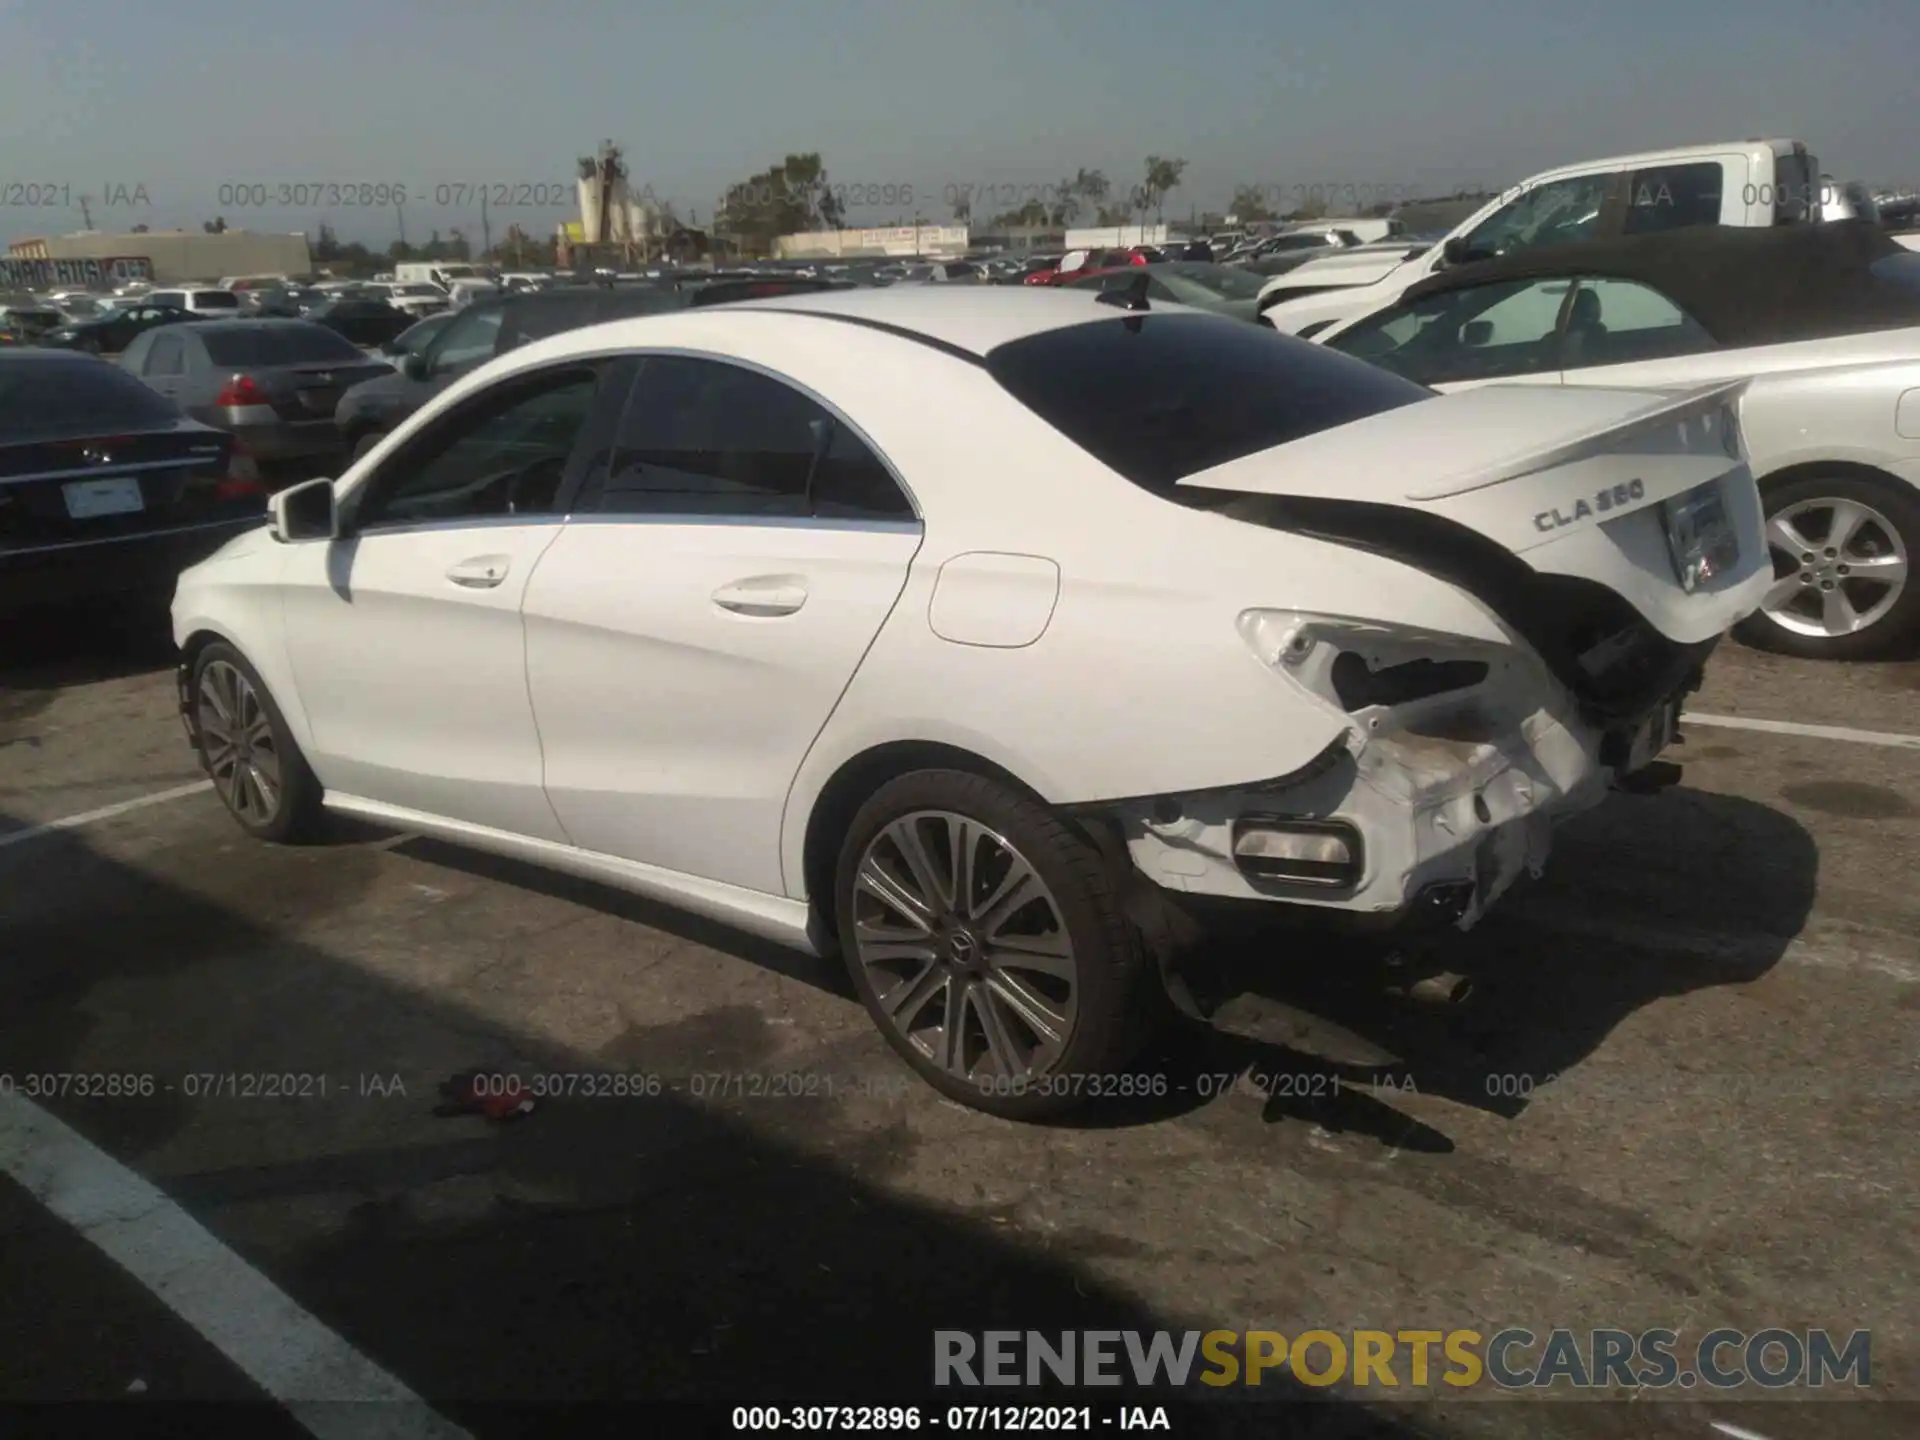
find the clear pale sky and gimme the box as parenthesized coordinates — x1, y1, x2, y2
(6, 0, 1915, 247)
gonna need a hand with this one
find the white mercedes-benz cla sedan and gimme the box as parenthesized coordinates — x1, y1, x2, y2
(171, 283, 1769, 1116)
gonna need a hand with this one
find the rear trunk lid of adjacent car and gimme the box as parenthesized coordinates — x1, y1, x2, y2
(0, 421, 251, 554)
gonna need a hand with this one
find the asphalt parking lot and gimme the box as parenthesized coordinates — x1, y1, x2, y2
(1, 608, 1914, 1438)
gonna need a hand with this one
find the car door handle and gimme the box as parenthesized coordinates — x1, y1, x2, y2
(712, 579, 807, 616)
(446, 555, 510, 588)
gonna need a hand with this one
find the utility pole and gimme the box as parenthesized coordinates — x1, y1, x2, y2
(78, 194, 94, 229)
(395, 199, 407, 251)
(480, 188, 492, 259)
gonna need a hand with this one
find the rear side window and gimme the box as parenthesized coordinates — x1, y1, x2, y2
(0, 358, 181, 437)
(1621, 162, 1725, 234)
(581, 355, 912, 520)
(984, 313, 1432, 493)
(1870, 252, 1920, 296)
(201, 325, 365, 366)
(500, 294, 605, 350)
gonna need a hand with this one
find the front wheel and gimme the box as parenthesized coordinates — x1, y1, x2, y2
(834, 770, 1158, 1119)
(190, 642, 324, 842)
(1734, 474, 1920, 661)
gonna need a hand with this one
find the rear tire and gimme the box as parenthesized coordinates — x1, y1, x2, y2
(833, 769, 1159, 1120)
(1734, 473, 1920, 661)
(189, 641, 324, 843)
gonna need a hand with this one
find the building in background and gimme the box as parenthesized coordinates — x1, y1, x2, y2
(6, 229, 312, 284)
(775, 225, 971, 259)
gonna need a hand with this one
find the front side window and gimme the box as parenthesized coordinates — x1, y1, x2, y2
(352, 367, 602, 530)
(580, 356, 911, 521)
(1325, 278, 1571, 384)
(1460, 173, 1612, 259)
(1621, 162, 1725, 235)
(1560, 278, 1717, 368)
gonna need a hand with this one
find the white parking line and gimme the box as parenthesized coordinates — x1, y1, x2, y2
(0, 1094, 472, 1439)
(1688, 713, 1920, 750)
(0, 780, 212, 851)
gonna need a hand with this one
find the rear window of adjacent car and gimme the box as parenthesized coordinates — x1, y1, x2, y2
(1870, 252, 1920, 296)
(200, 325, 366, 366)
(983, 312, 1433, 493)
(189, 290, 242, 309)
(0, 358, 182, 438)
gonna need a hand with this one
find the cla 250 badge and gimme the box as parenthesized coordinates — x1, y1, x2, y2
(1535, 478, 1645, 533)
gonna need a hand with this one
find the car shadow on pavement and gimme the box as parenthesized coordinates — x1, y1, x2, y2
(1106, 785, 1820, 1148)
(0, 599, 176, 741)
(0, 814, 1442, 1437)
(357, 784, 1818, 1157)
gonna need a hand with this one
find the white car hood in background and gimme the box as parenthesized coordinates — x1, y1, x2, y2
(1178, 380, 1770, 645)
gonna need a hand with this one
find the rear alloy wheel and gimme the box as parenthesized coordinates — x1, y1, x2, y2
(835, 770, 1156, 1119)
(1736, 475, 1920, 661)
(191, 643, 323, 842)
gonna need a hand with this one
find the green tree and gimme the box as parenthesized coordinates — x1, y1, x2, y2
(716, 151, 847, 256)
(1139, 156, 1188, 227)
(1229, 184, 1278, 223)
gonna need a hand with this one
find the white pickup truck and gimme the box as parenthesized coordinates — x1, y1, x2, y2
(1259, 139, 1823, 337)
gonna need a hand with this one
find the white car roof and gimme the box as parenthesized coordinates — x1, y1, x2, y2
(721, 284, 1117, 356)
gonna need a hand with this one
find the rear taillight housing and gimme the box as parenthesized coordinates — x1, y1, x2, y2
(213, 440, 264, 499)
(215, 374, 266, 406)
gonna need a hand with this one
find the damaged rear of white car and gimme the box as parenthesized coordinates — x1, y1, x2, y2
(949, 303, 1768, 969)
(1126, 380, 1766, 940)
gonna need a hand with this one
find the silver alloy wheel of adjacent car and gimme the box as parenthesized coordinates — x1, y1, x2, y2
(1761, 496, 1911, 638)
(197, 658, 283, 827)
(849, 810, 1079, 1084)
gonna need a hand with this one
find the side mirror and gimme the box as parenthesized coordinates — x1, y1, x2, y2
(1461, 320, 1494, 347)
(1441, 237, 1473, 267)
(269, 476, 337, 543)
(402, 350, 430, 380)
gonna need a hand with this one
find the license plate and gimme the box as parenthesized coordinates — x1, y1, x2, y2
(62, 476, 145, 519)
(1625, 700, 1679, 773)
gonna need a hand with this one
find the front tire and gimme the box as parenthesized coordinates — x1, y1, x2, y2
(833, 769, 1157, 1119)
(190, 642, 324, 843)
(1735, 474, 1920, 661)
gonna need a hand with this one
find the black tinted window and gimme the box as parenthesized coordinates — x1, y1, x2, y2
(190, 290, 241, 310)
(0, 358, 182, 437)
(586, 356, 911, 520)
(500, 294, 607, 350)
(201, 325, 364, 366)
(355, 368, 601, 529)
(985, 313, 1432, 492)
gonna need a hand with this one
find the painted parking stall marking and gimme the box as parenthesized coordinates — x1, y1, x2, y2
(0, 1095, 472, 1439)
(0, 780, 213, 852)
